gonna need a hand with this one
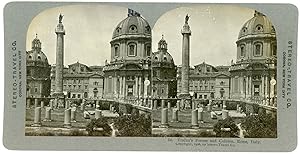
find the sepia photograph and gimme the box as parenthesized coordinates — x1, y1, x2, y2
(25, 4, 277, 138)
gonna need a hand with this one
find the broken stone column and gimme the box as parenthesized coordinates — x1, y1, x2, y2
(167, 101, 171, 109)
(41, 100, 45, 108)
(64, 108, 71, 128)
(43, 107, 52, 121)
(236, 104, 240, 112)
(80, 103, 85, 111)
(207, 103, 211, 112)
(95, 109, 102, 119)
(26, 98, 31, 108)
(153, 100, 157, 110)
(222, 110, 229, 120)
(65, 101, 70, 109)
(198, 108, 204, 123)
(172, 108, 178, 122)
(49, 99, 53, 109)
(160, 108, 169, 128)
(71, 107, 77, 122)
(161, 100, 166, 108)
(34, 98, 39, 108)
(191, 109, 199, 128)
(109, 104, 113, 111)
(32, 107, 41, 127)
(176, 100, 180, 110)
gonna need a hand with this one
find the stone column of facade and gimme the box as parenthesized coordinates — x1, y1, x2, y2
(43, 107, 52, 121)
(191, 109, 199, 128)
(113, 77, 117, 97)
(135, 76, 138, 97)
(138, 76, 142, 98)
(144, 76, 148, 98)
(240, 77, 244, 96)
(261, 75, 264, 98)
(176, 100, 180, 110)
(53, 14, 65, 99)
(160, 108, 169, 128)
(179, 15, 192, 103)
(265, 76, 268, 98)
(123, 76, 126, 98)
(119, 76, 123, 97)
(64, 108, 71, 128)
(249, 76, 252, 97)
(246, 76, 249, 98)
(32, 107, 42, 127)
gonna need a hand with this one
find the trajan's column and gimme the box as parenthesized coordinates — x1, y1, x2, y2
(179, 14, 191, 104)
(53, 14, 65, 98)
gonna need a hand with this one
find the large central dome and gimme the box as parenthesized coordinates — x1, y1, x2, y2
(112, 14, 151, 40)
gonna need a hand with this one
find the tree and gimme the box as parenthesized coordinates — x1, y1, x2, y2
(241, 113, 277, 138)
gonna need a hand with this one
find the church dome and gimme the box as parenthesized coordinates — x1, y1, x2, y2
(238, 11, 276, 40)
(112, 13, 151, 40)
(26, 35, 49, 67)
(152, 36, 175, 65)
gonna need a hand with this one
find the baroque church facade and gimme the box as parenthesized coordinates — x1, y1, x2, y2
(103, 11, 152, 100)
(26, 35, 51, 98)
(229, 11, 277, 106)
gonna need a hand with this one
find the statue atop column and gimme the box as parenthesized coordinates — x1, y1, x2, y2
(59, 14, 64, 23)
(185, 14, 190, 24)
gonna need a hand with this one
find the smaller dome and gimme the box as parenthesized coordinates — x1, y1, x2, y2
(238, 11, 275, 39)
(152, 36, 174, 64)
(112, 12, 151, 39)
(26, 35, 49, 66)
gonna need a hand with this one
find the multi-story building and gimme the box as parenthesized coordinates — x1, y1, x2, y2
(177, 62, 230, 99)
(50, 62, 104, 99)
(26, 35, 51, 98)
(229, 11, 277, 105)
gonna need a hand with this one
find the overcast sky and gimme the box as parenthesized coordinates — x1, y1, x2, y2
(27, 4, 254, 67)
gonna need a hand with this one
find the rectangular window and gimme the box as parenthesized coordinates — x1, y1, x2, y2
(199, 95, 202, 99)
(72, 94, 76, 98)
(85, 85, 88, 89)
(211, 86, 214, 90)
(205, 86, 207, 90)
(78, 85, 81, 89)
(204, 95, 207, 99)
(77, 94, 81, 98)
(128, 44, 136, 56)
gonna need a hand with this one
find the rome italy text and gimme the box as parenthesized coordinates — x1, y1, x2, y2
(25, 6, 277, 138)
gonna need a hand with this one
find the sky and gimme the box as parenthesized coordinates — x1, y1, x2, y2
(26, 4, 254, 67)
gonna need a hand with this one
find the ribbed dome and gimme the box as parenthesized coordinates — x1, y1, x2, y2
(112, 15, 151, 39)
(26, 36, 49, 66)
(152, 51, 174, 64)
(238, 11, 275, 39)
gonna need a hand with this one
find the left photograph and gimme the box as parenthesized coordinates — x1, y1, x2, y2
(25, 5, 152, 136)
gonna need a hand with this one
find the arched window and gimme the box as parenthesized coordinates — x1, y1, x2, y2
(163, 56, 167, 61)
(127, 43, 136, 56)
(129, 25, 138, 33)
(255, 24, 264, 32)
(240, 45, 246, 57)
(145, 44, 151, 56)
(253, 42, 263, 56)
(37, 55, 41, 60)
(114, 45, 120, 57)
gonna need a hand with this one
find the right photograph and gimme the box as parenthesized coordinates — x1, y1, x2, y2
(151, 5, 277, 138)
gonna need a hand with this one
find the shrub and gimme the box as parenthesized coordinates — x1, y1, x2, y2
(213, 117, 239, 137)
(86, 117, 112, 136)
(114, 114, 151, 137)
(241, 113, 277, 138)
